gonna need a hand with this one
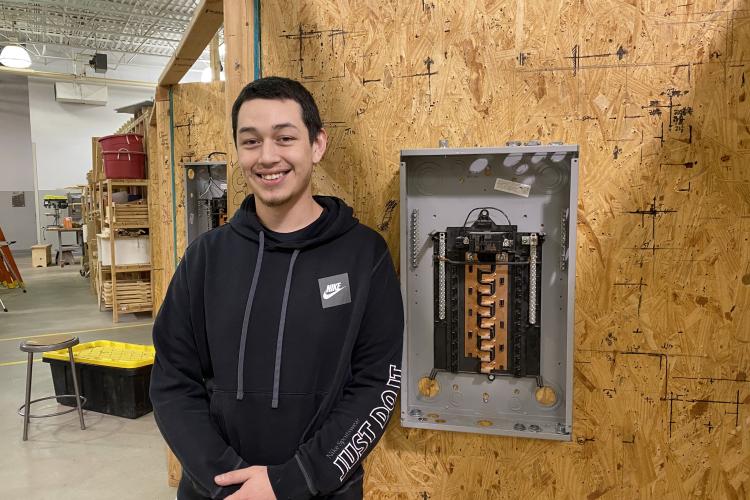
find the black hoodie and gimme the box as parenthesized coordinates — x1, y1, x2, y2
(150, 195, 404, 499)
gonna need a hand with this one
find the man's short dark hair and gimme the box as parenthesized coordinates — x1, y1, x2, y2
(231, 76, 323, 145)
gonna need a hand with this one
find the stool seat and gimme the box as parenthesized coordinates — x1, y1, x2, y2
(19, 334, 85, 440)
(20, 335, 78, 353)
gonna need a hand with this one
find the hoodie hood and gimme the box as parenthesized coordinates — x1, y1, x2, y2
(229, 194, 359, 250)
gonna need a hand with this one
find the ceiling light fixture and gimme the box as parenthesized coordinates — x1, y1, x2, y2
(0, 45, 32, 69)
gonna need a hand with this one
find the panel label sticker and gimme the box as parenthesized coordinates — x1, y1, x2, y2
(494, 178, 531, 197)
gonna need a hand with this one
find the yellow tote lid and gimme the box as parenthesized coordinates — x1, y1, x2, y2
(43, 340, 155, 369)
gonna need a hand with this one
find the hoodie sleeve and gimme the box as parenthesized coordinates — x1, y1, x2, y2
(267, 244, 404, 499)
(150, 256, 249, 499)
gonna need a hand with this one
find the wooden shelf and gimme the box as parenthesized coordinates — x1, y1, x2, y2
(101, 264, 152, 273)
(99, 178, 149, 186)
(118, 304, 153, 313)
(102, 278, 152, 313)
(103, 202, 149, 229)
(105, 223, 151, 230)
(101, 304, 153, 313)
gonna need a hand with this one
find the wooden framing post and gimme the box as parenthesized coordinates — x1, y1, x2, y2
(223, 0, 256, 215)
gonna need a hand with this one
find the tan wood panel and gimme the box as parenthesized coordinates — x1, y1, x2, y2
(252, 1, 750, 498)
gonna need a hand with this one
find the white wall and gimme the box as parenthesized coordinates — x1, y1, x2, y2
(28, 79, 155, 190)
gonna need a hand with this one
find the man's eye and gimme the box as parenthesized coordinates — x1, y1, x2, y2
(243, 139, 260, 146)
(278, 136, 295, 143)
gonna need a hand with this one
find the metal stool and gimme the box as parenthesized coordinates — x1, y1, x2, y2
(19, 334, 86, 441)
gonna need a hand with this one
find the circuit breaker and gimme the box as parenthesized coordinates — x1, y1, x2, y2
(400, 142, 578, 440)
(184, 161, 228, 246)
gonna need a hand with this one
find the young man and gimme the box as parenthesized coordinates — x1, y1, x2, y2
(150, 77, 404, 500)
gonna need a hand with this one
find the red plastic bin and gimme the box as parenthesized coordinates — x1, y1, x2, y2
(103, 149, 146, 179)
(98, 133, 144, 153)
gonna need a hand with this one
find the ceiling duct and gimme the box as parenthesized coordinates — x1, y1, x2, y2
(54, 81, 108, 105)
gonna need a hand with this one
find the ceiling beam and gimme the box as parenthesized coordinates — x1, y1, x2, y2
(158, 0, 222, 86)
(0, 65, 156, 89)
(16, 40, 187, 65)
(0, 22, 182, 47)
(0, 0, 192, 27)
(0, 31, 177, 57)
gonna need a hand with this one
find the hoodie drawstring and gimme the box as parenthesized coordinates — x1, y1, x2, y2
(236, 230, 300, 407)
(237, 231, 265, 400)
(271, 249, 300, 409)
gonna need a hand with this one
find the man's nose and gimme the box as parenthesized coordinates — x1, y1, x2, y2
(259, 140, 280, 165)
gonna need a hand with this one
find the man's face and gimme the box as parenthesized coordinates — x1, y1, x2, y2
(235, 98, 327, 208)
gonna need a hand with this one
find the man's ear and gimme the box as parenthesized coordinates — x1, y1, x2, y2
(312, 128, 328, 164)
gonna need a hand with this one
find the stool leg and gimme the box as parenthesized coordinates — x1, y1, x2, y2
(68, 347, 85, 430)
(22, 352, 33, 441)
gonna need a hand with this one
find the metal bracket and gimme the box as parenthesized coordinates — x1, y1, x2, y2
(560, 209, 569, 271)
(410, 209, 419, 269)
(555, 423, 570, 435)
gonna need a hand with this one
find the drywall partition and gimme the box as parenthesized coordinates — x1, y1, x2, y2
(0, 74, 34, 191)
(219, 1, 750, 497)
(0, 73, 36, 250)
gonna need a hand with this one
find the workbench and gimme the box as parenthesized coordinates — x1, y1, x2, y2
(45, 227, 84, 268)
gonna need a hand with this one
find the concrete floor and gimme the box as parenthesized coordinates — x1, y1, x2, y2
(0, 255, 175, 499)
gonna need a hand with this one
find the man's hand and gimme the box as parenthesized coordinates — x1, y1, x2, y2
(215, 465, 277, 500)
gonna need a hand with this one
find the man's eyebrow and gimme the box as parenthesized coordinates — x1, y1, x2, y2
(237, 123, 299, 135)
(272, 122, 299, 130)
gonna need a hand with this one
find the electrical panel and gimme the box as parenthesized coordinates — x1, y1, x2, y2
(184, 162, 228, 245)
(434, 211, 542, 379)
(400, 142, 578, 440)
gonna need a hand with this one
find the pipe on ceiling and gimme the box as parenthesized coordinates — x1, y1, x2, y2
(0, 65, 156, 88)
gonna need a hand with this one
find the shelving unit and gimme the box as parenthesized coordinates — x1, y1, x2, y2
(97, 178, 152, 323)
(85, 103, 154, 324)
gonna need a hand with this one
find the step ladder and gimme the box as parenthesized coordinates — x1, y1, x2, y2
(0, 226, 27, 312)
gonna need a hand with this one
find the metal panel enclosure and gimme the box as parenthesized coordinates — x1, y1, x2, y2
(184, 162, 228, 246)
(399, 144, 578, 441)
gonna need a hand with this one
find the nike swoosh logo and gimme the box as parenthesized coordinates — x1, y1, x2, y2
(323, 287, 345, 300)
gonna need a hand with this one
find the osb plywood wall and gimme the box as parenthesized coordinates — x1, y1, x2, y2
(150, 82, 226, 311)
(234, 0, 750, 497)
